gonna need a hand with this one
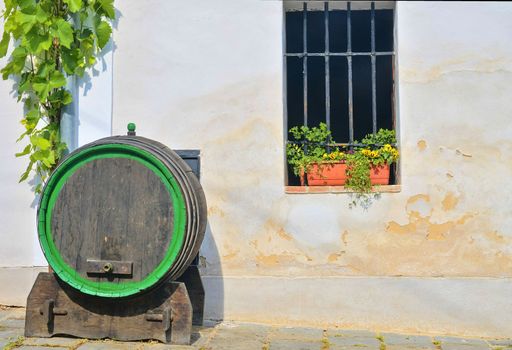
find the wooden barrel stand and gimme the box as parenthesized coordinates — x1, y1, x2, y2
(25, 126, 207, 345)
(25, 271, 197, 344)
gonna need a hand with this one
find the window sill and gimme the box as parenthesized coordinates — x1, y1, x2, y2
(285, 185, 401, 194)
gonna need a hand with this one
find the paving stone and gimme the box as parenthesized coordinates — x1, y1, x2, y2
(441, 345, 490, 350)
(329, 330, 377, 338)
(207, 336, 265, 350)
(215, 323, 270, 342)
(327, 335, 380, 349)
(381, 333, 435, 349)
(141, 343, 194, 349)
(269, 339, 323, 350)
(387, 346, 434, 350)
(487, 338, 512, 347)
(189, 330, 210, 348)
(271, 326, 324, 341)
(0, 308, 25, 321)
(23, 336, 85, 347)
(18, 347, 66, 350)
(1, 317, 25, 329)
(192, 325, 216, 336)
(77, 341, 142, 349)
(329, 346, 381, 350)
(0, 327, 24, 339)
(434, 336, 488, 346)
(203, 320, 221, 328)
(217, 322, 271, 337)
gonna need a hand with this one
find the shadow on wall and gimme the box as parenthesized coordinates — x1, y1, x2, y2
(200, 222, 224, 324)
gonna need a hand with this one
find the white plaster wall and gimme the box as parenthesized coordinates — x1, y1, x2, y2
(0, 11, 46, 270)
(111, 1, 512, 336)
(0, 16, 48, 302)
(112, 1, 512, 277)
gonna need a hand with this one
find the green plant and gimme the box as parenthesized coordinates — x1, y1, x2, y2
(286, 123, 398, 192)
(361, 128, 396, 146)
(345, 151, 372, 193)
(286, 122, 333, 176)
(1, 0, 115, 191)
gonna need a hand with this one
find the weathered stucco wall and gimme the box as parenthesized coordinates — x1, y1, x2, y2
(113, 1, 512, 278)
(112, 1, 512, 336)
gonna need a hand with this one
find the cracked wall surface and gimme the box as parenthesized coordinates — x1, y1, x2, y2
(112, 1, 512, 280)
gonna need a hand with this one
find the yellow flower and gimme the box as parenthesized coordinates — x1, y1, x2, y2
(323, 153, 328, 159)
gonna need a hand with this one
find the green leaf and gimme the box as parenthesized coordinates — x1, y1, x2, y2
(36, 61, 55, 78)
(49, 71, 66, 89)
(4, 0, 15, 16)
(0, 48, 26, 80)
(32, 79, 51, 100)
(18, 0, 36, 11)
(15, 144, 32, 157)
(15, 11, 37, 34)
(33, 71, 67, 101)
(18, 72, 31, 93)
(63, 0, 83, 13)
(3, 14, 20, 37)
(95, 20, 111, 49)
(97, 0, 115, 19)
(30, 135, 51, 150)
(12, 46, 28, 59)
(25, 27, 52, 53)
(0, 32, 10, 58)
(79, 35, 94, 68)
(48, 89, 72, 105)
(53, 19, 74, 49)
(46, 149, 56, 165)
(61, 47, 79, 74)
(19, 160, 35, 182)
(62, 90, 73, 105)
(35, 6, 49, 24)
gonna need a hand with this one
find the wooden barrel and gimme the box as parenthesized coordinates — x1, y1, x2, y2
(37, 135, 207, 298)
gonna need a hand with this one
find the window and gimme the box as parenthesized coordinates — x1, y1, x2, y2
(284, 1, 396, 186)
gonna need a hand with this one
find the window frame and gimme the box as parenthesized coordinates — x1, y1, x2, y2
(282, 0, 400, 191)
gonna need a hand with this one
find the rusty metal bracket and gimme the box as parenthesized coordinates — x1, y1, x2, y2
(86, 259, 133, 276)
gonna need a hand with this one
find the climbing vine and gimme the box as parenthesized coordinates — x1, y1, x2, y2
(0, 0, 115, 192)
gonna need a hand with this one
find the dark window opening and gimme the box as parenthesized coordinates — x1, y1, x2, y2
(285, 2, 396, 186)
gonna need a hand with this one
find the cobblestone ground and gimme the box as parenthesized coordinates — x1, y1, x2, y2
(1, 307, 511, 350)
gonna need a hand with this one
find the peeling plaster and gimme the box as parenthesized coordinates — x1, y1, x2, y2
(111, 1, 512, 281)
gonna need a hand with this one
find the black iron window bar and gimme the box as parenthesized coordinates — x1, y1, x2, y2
(285, 1, 396, 150)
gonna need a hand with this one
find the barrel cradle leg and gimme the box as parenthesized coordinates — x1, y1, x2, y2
(168, 281, 193, 344)
(177, 264, 205, 326)
(25, 272, 60, 337)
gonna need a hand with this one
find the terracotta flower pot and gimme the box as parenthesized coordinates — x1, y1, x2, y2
(370, 164, 390, 185)
(301, 162, 391, 186)
(304, 162, 348, 186)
